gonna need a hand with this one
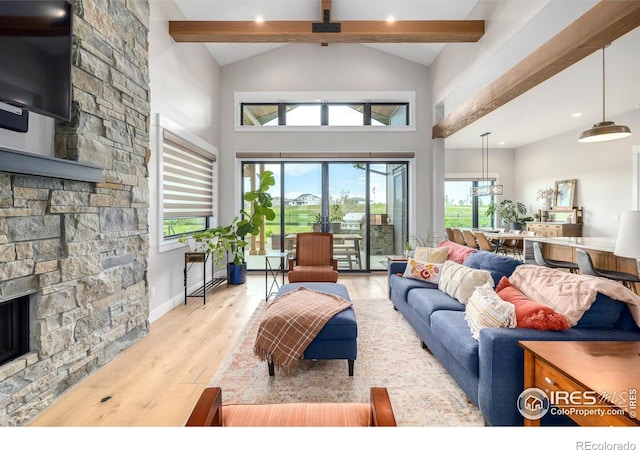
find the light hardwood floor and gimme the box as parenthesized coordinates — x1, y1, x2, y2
(27, 273, 388, 426)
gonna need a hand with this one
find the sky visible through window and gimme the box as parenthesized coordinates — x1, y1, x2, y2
(257, 164, 387, 203)
(264, 105, 385, 126)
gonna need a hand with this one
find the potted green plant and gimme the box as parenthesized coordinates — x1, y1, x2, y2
(485, 199, 532, 230)
(180, 170, 276, 285)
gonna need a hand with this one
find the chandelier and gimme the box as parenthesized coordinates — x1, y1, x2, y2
(470, 132, 503, 197)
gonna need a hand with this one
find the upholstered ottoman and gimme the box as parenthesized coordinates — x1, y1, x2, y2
(272, 282, 358, 376)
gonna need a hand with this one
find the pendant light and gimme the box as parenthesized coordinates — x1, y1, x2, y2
(470, 132, 503, 196)
(578, 44, 632, 143)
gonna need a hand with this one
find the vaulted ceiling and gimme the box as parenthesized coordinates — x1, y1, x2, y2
(171, 0, 640, 149)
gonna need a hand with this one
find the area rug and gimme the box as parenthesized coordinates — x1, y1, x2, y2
(209, 295, 484, 426)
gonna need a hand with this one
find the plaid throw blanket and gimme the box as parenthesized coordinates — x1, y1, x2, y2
(254, 286, 352, 374)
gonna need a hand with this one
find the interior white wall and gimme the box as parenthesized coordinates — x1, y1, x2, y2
(513, 108, 640, 237)
(147, 0, 221, 321)
(218, 43, 431, 241)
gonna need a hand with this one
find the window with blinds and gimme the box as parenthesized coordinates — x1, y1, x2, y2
(161, 130, 216, 239)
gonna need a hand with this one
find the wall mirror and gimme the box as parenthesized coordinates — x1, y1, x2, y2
(554, 179, 577, 209)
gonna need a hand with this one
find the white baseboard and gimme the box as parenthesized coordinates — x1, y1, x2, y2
(149, 269, 227, 323)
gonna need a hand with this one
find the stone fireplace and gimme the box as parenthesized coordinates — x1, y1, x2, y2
(0, 0, 150, 426)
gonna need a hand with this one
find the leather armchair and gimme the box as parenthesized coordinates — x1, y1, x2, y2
(287, 232, 339, 283)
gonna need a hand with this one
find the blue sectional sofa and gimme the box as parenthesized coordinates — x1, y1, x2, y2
(388, 249, 640, 426)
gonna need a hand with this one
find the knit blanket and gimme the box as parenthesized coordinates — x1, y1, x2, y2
(509, 265, 640, 327)
(254, 286, 352, 374)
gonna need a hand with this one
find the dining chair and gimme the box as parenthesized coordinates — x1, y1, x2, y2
(445, 227, 455, 242)
(474, 231, 496, 252)
(452, 228, 467, 246)
(575, 248, 639, 293)
(532, 241, 579, 273)
(462, 229, 479, 249)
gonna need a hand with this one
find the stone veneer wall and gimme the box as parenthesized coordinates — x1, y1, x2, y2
(0, 0, 150, 426)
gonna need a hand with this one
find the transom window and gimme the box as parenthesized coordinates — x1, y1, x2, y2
(241, 102, 409, 127)
(235, 91, 415, 130)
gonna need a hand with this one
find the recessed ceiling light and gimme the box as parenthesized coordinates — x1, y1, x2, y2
(498, 141, 506, 146)
(386, 16, 395, 23)
(255, 16, 264, 23)
(571, 112, 583, 118)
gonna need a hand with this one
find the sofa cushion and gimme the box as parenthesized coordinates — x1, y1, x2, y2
(414, 246, 449, 263)
(390, 273, 438, 300)
(463, 251, 523, 286)
(465, 285, 516, 340)
(438, 260, 494, 305)
(403, 258, 443, 283)
(437, 240, 477, 264)
(575, 292, 626, 330)
(495, 276, 569, 331)
(407, 287, 465, 320)
(430, 310, 480, 377)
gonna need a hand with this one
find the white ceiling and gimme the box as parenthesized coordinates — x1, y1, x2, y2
(171, 0, 640, 149)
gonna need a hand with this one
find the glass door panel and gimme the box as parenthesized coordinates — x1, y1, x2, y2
(243, 161, 409, 272)
(328, 163, 367, 271)
(243, 163, 281, 270)
(282, 163, 323, 257)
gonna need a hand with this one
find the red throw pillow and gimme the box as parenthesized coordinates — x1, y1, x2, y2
(495, 277, 569, 330)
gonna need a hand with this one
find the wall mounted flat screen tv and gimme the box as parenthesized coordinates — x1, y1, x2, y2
(0, 0, 73, 122)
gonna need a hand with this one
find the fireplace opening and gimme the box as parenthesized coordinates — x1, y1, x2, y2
(0, 296, 29, 365)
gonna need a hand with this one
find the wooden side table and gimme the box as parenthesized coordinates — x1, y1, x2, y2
(520, 341, 640, 426)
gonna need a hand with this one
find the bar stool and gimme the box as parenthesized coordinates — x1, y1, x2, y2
(576, 248, 639, 293)
(532, 241, 579, 273)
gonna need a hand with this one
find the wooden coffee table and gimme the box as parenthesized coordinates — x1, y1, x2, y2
(520, 341, 640, 426)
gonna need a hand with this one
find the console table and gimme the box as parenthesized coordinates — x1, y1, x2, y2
(520, 340, 640, 426)
(184, 252, 226, 304)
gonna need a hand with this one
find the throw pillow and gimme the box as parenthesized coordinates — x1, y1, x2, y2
(413, 246, 449, 263)
(495, 277, 569, 331)
(403, 258, 443, 283)
(438, 260, 494, 304)
(437, 240, 477, 264)
(465, 285, 516, 340)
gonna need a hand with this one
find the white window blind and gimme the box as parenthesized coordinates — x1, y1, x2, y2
(162, 130, 215, 219)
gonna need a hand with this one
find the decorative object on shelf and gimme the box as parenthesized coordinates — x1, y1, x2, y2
(536, 187, 554, 210)
(180, 170, 276, 285)
(485, 199, 532, 230)
(553, 179, 576, 210)
(578, 44, 632, 143)
(470, 132, 503, 197)
(613, 210, 640, 286)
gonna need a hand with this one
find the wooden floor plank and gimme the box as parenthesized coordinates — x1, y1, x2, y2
(27, 273, 387, 426)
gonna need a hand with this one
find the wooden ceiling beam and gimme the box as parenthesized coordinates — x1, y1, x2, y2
(432, 0, 640, 140)
(168, 20, 485, 44)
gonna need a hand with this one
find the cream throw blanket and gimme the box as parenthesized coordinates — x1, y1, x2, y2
(254, 286, 352, 374)
(509, 265, 640, 327)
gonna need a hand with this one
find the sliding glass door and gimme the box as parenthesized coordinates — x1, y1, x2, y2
(242, 161, 409, 271)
